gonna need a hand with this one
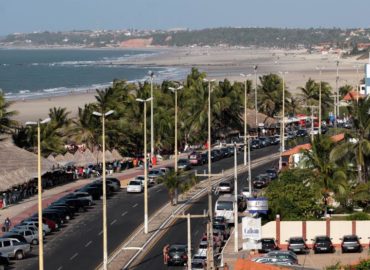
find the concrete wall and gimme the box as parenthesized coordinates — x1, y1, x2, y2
(262, 218, 370, 247)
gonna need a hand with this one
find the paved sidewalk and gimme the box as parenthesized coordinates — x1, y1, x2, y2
(0, 156, 179, 231)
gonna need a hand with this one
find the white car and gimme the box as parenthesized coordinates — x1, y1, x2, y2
(127, 180, 143, 193)
(21, 220, 51, 234)
(241, 186, 251, 198)
(197, 240, 208, 254)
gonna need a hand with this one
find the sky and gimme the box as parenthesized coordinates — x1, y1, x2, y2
(1, 0, 369, 36)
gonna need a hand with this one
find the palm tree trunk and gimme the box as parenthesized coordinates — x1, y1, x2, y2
(358, 164, 363, 183)
(174, 188, 178, 205)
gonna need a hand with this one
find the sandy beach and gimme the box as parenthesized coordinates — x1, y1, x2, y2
(9, 47, 368, 124)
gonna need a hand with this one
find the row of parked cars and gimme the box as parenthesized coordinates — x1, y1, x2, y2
(127, 167, 171, 193)
(0, 177, 121, 265)
(254, 234, 367, 266)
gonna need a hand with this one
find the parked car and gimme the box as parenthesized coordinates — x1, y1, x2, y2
(296, 129, 308, 137)
(47, 205, 74, 220)
(189, 152, 204, 165)
(340, 235, 362, 253)
(251, 139, 262, 149)
(168, 244, 188, 266)
(177, 159, 191, 171)
(95, 179, 120, 192)
(253, 176, 268, 189)
(77, 185, 102, 200)
(148, 169, 164, 183)
(264, 250, 298, 264)
(0, 238, 31, 260)
(107, 177, 122, 189)
(191, 258, 206, 270)
(21, 220, 51, 234)
(258, 238, 280, 253)
(286, 237, 309, 254)
(12, 225, 45, 237)
(312, 235, 335, 254)
(127, 180, 143, 193)
(1, 233, 27, 244)
(64, 191, 93, 203)
(218, 181, 233, 193)
(259, 137, 271, 147)
(200, 153, 208, 164)
(8, 229, 39, 245)
(26, 217, 57, 231)
(265, 168, 278, 180)
(211, 149, 222, 161)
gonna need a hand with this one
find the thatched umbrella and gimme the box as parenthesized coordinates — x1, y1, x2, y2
(92, 151, 103, 164)
(73, 151, 85, 167)
(47, 154, 55, 162)
(104, 150, 115, 162)
(63, 152, 74, 163)
(111, 149, 123, 160)
(54, 154, 65, 164)
(83, 149, 96, 165)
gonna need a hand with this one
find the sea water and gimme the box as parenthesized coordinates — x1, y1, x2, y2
(0, 48, 186, 100)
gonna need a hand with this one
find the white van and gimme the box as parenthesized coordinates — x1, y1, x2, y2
(214, 194, 235, 224)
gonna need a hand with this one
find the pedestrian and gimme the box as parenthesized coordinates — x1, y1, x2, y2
(4, 217, 11, 232)
(163, 243, 170, 265)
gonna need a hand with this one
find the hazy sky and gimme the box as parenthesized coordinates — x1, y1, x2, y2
(1, 0, 369, 35)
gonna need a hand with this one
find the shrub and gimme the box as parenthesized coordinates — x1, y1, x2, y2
(346, 212, 370, 221)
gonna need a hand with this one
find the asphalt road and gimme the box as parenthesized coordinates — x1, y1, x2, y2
(15, 145, 279, 270)
(130, 159, 277, 270)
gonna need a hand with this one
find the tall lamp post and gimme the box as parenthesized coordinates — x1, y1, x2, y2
(25, 117, 51, 270)
(316, 66, 324, 134)
(253, 65, 258, 129)
(92, 110, 114, 270)
(233, 142, 238, 252)
(335, 60, 340, 129)
(136, 98, 152, 234)
(149, 72, 155, 160)
(169, 85, 184, 173)
(240, 73, 252, 165)
(279, 71, 288, 171)
(203, 78, 215, 270)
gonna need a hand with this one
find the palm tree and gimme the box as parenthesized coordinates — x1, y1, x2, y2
(330, 99, 370, 183)
(298, 78, 318, 106)
(161, 170, 181, 205)
(0, 92, 18, 135)
(48, 107, 71, 129)
(339, 84, 353, 98)
(302, 135, 347, 214)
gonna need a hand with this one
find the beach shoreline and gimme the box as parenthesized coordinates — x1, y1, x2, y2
(7, 46, 367, 124)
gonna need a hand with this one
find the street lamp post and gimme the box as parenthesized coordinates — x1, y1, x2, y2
(136, 98, 152, 234)
(149, 72, 155, 160)
(335, 60, 339, 129)
(203, 78, 215, 270)
(169, 85, 184, 173)
(279, 72, 288, 171)
(253, 65, 258, 130)
(93, 110, 114, 270)
(240, 73, 251, 166)
(316, 66, 324, 134)
(233, 142, 238, 252)
(25, 117, 51, 270)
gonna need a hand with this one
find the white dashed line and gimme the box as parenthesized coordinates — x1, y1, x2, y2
(195, 230, 199, 236)
(156, 189, 162, 193)
(70, 253, 78, 260)
(110, 219, 117, 225)
(121, 211, 128, 217)
(132, 203, 138, 208)
(57, 267, 63, 270)
(85, 240, 92, 247)
(98, 230, 103, 236)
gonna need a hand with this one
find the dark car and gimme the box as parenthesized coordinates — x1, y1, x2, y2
(211, 149, 222, 161)
(258, 238, 280, 253)
(237, 195, 247, 212)
(312, 236, 335, 254)
(269, 136, 280, 145)
(341, 235, 362, 253)
(251, 139, 262, 149)
(296, 129, 308, 137)
(78, 186, 102, 200)
(47, 205, 75, 220)
(188, 152, 204, 166)
(177, 159, 191, 171)
(253, 174, 270, 189)
(200, 153, 208, 164)
(263, 250, 298, 265)
(168, 244, 188, 266)
(107, 177, 122, 189)
(43, 209, 69, 223)
(259, 137, 271, 147)
(265, 168, 278, 180)
(213, 223, 230, 240)
(286, 237, 309, 254)
(220, 148, 232, 158)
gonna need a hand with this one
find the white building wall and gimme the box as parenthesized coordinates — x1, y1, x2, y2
(261, 221, 276, 239)
(356, 221, 370, 246)
(306, 221, 326, 245)
(280, 221, 301, 242)
(330, 221, 352, 244)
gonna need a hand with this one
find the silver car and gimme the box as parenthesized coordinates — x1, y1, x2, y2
(0, 238, 31, 260)
(9, 229, 39, 245)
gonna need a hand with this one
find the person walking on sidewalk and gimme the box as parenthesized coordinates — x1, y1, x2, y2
(4, 217, 11, 232)
(163, 243, 170, 265)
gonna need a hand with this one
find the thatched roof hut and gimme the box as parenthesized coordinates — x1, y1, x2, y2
(104, 150, 115, 162)
(0, 140, 56, 191)
(54, 154, 65, 164)
(112, 149, 123, 160)
(83, 149, 96, 165)
(73, 151, 85, 167)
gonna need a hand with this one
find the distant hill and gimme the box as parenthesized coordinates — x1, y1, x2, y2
(1, 27, 370, 49)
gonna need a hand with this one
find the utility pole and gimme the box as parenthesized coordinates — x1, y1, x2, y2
(175, 212, 208, 270)
(233, 142, 238, 252)
(303, 105, 319, 142)
(253, 65, 258, 130)
(316, 66, 324, 134)
(240, 73, 252, 166)
(149, 71, 155, 160)
(279, 72, 288, 171)
(335, 60, 339, 130)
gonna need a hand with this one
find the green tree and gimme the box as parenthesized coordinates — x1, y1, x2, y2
(161, 170, 181, 205)
(0, 92, 18, 135)
(265, 169, 321, 220)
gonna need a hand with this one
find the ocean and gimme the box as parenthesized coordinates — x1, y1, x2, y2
(0, 48, 186, 100)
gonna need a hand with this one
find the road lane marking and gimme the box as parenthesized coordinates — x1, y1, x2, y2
(195, 230, 199, 236)
(156, 189, 162, 193)
(111, 219, 117, 225)
(132, 203, 138, 208)
(85, 240, 92, 247)
(57, 267, 63, 270)
(98, 230, 103, 236)
(121, 211, 128, 217)
(70, 253, 78, 260)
